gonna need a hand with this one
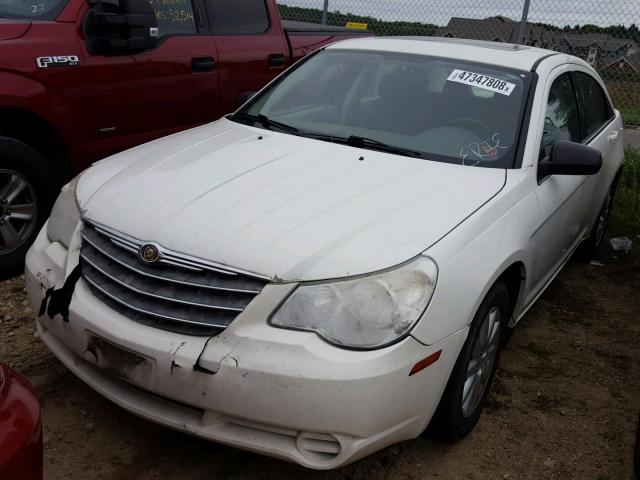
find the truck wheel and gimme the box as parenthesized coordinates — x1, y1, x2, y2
(427, 281, 508, 441)
(0, 137, 59, 279)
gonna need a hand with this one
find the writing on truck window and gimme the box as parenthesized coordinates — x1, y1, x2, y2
(148, 0, 196, 36)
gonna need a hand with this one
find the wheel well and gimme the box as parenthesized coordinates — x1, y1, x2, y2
(497, 262, 525, 321)
(0, 107, 71, 182)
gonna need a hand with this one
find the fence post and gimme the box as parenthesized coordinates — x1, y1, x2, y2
(322, 0, 329, 24)
(517, 0, 531, 44)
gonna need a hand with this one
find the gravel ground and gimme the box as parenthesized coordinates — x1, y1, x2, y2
(1, 239, 639, 480)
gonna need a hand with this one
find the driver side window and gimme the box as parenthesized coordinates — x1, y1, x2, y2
(148, 0, 197, 37)
(540, 73, 581, 161)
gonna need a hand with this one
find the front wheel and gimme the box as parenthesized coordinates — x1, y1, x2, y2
(428, 281, 509, 441)
(0, 137, 59, 279)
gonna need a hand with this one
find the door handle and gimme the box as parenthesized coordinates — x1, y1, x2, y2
(607, 131, 619, 143)
(268, 53, 286, 68)
(192, 57, 215, 73)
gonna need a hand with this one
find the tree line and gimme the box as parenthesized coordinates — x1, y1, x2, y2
(278, 4, 640, 43)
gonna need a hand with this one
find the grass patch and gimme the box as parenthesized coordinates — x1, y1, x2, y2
(610, 148, 640, 236)
(620, 107, 640, 127)
(604, 81, 640, 126)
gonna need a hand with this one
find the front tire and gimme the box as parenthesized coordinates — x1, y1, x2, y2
(0, 137, 59, 279)
(428, 281, 509, 441)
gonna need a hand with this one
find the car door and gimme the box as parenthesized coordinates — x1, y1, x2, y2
(530, 69, 590, 292)
(570, 69, 621, 227)
(203, 0, 289, 115)
(79, 0, 219, 163)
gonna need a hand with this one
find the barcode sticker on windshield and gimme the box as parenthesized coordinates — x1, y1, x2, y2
(447, 69, 516, 96)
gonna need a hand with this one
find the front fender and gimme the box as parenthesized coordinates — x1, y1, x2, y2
(412, 169, 538, 345)
(0, 71, 86, 147)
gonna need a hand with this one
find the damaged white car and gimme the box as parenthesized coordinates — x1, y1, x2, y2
(26, 37, 624, 468)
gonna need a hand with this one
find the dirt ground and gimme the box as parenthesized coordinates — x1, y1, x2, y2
(1, 241, 639, 480)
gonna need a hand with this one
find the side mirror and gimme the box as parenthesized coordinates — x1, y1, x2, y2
(538, 140, 602, 181)
(84, 0, 158, 55)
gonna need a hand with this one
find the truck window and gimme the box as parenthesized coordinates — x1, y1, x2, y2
(205, 0, 269, 35)
(148, 0, 197, 36)
(0, 0, 67, 20)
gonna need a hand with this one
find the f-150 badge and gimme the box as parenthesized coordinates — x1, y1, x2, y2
(36, 55, 80, 69)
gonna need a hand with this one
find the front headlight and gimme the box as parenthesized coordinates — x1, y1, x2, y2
(47, 174, 81, 248)
(270, 256, 438, 349)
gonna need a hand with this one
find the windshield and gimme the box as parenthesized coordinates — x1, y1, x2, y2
(0, 0, 67, 19)
(232, 49, 533, 168)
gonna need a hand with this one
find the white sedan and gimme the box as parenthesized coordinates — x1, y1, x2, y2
(26, 37, 624, 469)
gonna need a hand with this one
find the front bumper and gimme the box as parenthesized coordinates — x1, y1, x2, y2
(25, 224, 467, 469)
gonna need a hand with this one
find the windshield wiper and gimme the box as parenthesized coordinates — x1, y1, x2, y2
(231, 113, 299, 134)
(230, 115, 422, 158)
(289, 132, 423, 158)
(345, 135, 423, 158)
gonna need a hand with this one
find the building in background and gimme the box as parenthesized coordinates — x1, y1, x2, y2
(437, 16, 637, 68)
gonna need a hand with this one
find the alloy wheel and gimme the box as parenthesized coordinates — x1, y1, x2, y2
(0, 169, 38, 256)
(462, 306, 501, 418)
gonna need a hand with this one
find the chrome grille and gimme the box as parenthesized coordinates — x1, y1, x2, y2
(80, 221, 269, 336)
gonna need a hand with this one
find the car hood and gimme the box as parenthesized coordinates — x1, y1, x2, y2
(77, 118, 506, 281)
(0, 21, 31, 41)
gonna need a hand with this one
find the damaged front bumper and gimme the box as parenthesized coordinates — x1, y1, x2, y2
(25, 223, 466, 469)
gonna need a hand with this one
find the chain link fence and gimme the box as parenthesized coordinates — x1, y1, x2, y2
(278, 0, 640, 127)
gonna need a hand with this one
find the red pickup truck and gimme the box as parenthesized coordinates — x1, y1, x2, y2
(0, 0, 369, 275)
(0, 364, 43, 480)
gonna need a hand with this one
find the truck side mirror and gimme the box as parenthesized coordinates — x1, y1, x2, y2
(538, 140, 602, 182)
(84, 0, 158, 55)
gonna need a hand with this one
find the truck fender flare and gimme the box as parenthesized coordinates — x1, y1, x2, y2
(0, 71, 83, 148)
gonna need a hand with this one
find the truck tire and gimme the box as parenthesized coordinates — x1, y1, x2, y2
(0, 137, 60, 279)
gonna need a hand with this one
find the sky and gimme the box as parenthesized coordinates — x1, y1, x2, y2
(278, 0, 640, 27)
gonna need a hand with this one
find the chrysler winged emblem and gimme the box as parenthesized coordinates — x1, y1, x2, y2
(139, 244, 161, 264)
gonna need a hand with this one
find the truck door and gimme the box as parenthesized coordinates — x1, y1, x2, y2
(79, 0, 219, 162)
(203, 0, 289, 114)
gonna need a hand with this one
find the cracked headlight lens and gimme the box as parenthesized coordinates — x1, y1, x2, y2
(47, 175, 81, 248)
(270, 256, 438, 349)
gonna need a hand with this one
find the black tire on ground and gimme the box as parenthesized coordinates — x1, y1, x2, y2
(576, 170, 623, 261)
(576, 190, 613, 261)
(427, 281, 509, 441)
(0, 136, 60, 279)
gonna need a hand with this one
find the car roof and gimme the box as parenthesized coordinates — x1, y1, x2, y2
(327, 36, 561, 72)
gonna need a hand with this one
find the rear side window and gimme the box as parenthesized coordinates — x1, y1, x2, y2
(540, 73, 581, 160)
(572, 72, 614, 141)
(206, 0, 269, 35)
(149, 0, 197, 36)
